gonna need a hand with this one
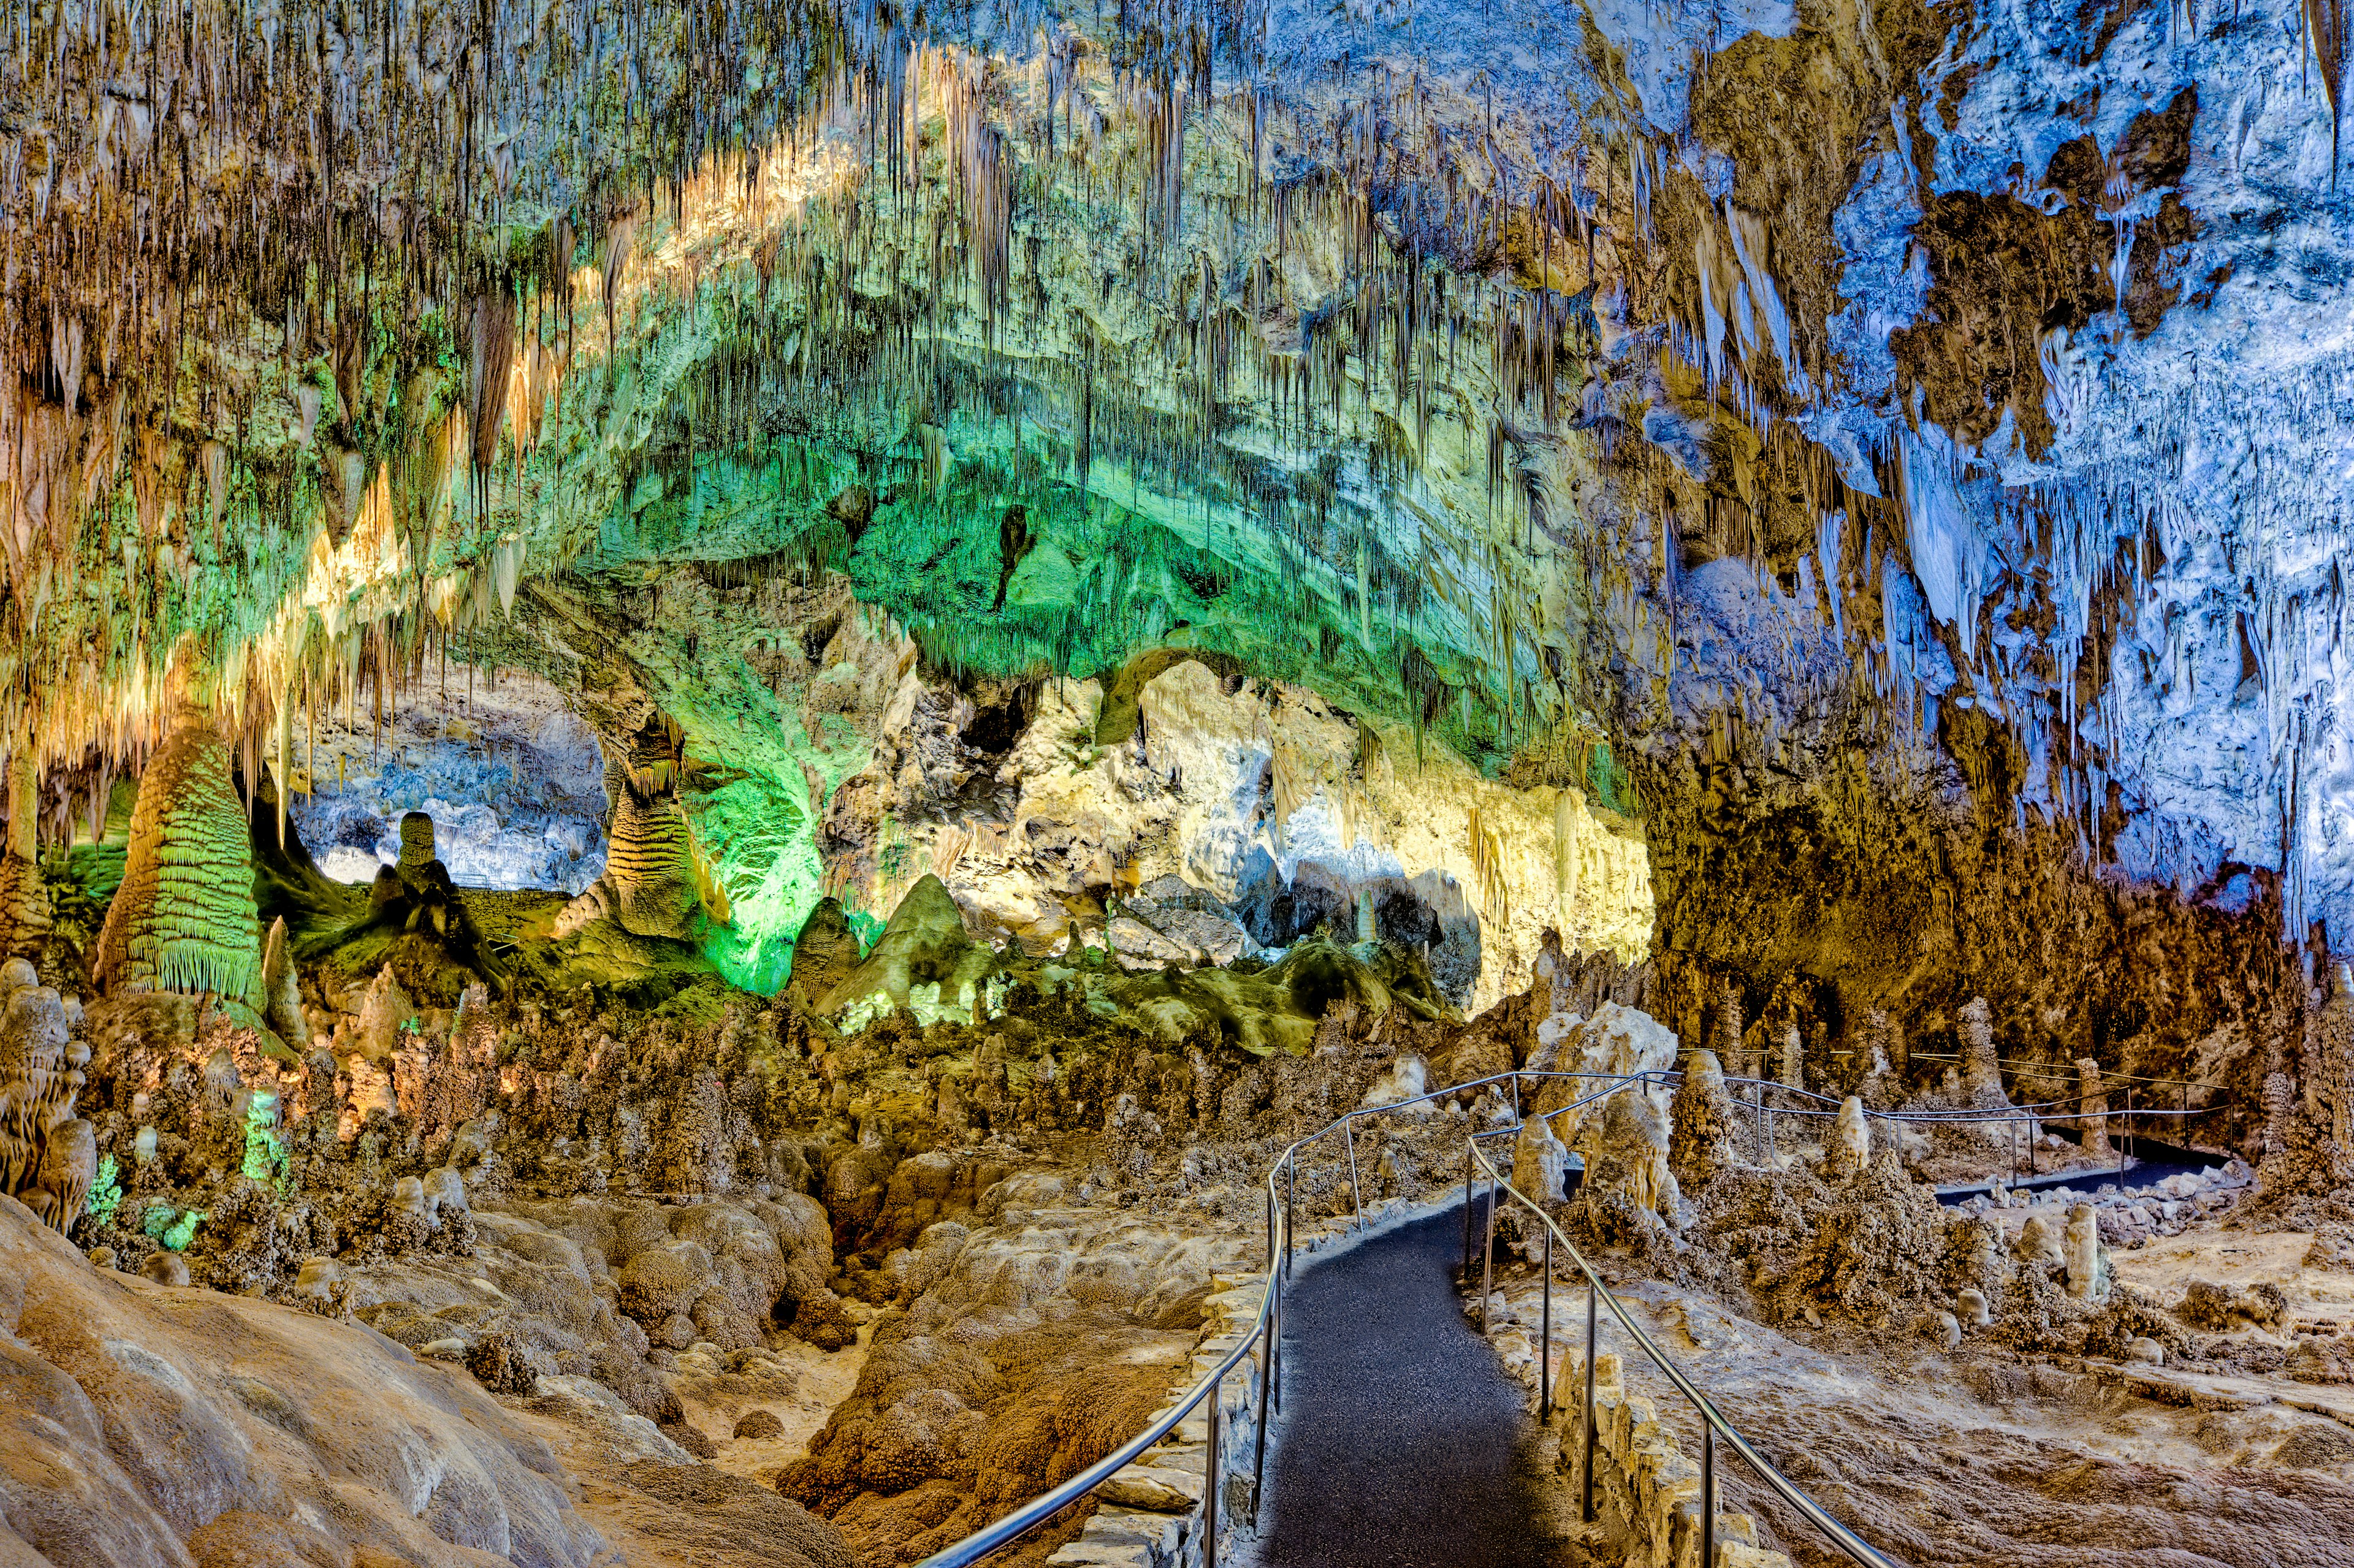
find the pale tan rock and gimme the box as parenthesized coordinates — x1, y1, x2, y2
(1823, 1095, 1871, 1180)
(2065, 1201, 2108, 1301)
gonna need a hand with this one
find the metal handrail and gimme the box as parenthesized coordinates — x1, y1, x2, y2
(1465, 1132, 1908, 1568)
(1697, 1071, 2223, 1186)
(913, 1065, 1637, 1568)
(1903, 1050, 2231, 1095)
(920, 1056, 2164, 1567)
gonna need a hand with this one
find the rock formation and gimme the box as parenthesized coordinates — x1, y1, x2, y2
(1823, 1095, 1872, 1181)
(0, 963, 90, 1231)
(1669, 1048, 1735, 1185)
(92, 696, 262, 1010)
(0, 740, 51, 961)
(1957, 1000, 2004, 1105)
(4, 0, 2354, 1559)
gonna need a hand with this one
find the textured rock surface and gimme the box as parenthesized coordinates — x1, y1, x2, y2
(0, 1187, 614, 1568)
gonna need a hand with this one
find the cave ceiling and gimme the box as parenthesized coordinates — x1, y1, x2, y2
(2, 0, 2353, 1025)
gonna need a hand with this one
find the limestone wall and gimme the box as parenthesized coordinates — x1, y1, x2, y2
(831, 653, 1653, 1016)
(1548, 1349, 1793, 1568)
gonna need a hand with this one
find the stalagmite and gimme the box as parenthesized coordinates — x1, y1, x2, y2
(2014, 1214, 2065, 1266)
(1512, 1113, 1574, 1205)
(1958, 998, 2003, 1104)
(25, 1117, 94, 1233)
(1580, 1088, 1682, 1222)
(1669, 1047, 1735, 1182)
(2075, 1057, 2112, 1161)
(0, 962, 88, 1230)
(1823, 1095, 1871, 1179)
(0, 741, 51, 963)
(261, 918, 308, 1052)
(396, 812, 441, 888)
(557, 757, 729, 943)
(1857, 1009, 1906, 1106)
(1778, 1022, 1804, 1091)
(2064, 1202, 2108, 1301)
(91, 657, 265, 1011)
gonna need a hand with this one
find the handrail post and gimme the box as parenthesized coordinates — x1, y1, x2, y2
(1251, 1304, 1272, 1523)
(1264, 1187, 1274, 1274)
(1461, 1141, 1475, 1278)
(1284, 1155, 1295, 1282)
(1580, 1282, 1598, 1523)
(1479, 1172, 1495, 1334)
(1701, 1420, 1716, 1568)
(1540, 1225, 1553, 1421)
(1271, 1272, 1282, 1415)
(1345, 1118, 1365, 1233)
(1203, 1372, 1220, 1568)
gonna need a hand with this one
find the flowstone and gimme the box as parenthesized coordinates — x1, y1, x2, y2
(0, 962, 93, 1232)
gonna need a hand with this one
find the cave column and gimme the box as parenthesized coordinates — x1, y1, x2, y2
(1713, 978, 1748, 1081)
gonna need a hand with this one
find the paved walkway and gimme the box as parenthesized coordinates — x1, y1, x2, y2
(1251, 1205, 1557, 1567)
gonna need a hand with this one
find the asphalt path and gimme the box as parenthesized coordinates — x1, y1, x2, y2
(1250, 1204, 1555, 1567)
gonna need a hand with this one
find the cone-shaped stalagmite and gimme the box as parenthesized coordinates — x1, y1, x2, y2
(0, 740, 51, 961)
(262, 917, 309, 1051)
(93, 695, 265, 1008)
(1823, 1095, 1872, 1179)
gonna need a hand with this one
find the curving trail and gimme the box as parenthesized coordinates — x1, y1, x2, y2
(1251, 1206, 1560, 1567)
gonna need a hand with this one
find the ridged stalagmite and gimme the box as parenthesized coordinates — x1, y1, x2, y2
(93, 698, 265, 1008)
(0, 742, 51, 960)
(608, 769, 703, 937)
(559, 759, 728, 943)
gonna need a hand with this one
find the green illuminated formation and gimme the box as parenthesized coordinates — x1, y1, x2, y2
(84, 1153, 121, 1227)
(93, 699, 265, 1009)
(161, 1208, 206, 1254)
(240, 1090, 287, 1188)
